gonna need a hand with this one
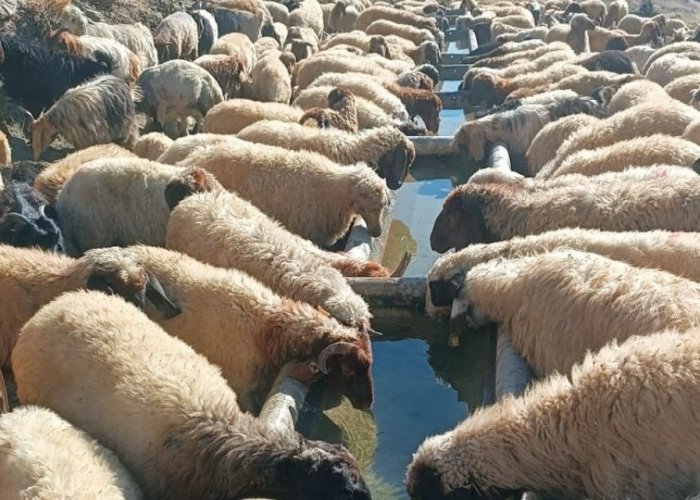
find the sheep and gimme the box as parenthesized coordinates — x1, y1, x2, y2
(45, 29, 141, 83)
(624, 44, 655, 69)
(126, 244, 375, 411)
(466, 41, 562, 69)
(395, 64, 439, 89)
(309, 72, 411, 122)
(12, 290, 372, 500)
(265, 1, 289, 23)
(299, 87, 359, 132)
(208, 5, 269, 42)
(426, 228, 700, 317)
(525, 114, 600, 175)
(31, 76, 139, 161)
(284, 25, 320, 61)
(59, 5, 158, 68)
(544, 14, 595, 54)
(293, 52, 401, 89)
(250, 51, 292, 103)
(684, 119, 700, 145)
(153, 12, 199, 62)
(238, 122, 415, 189)
(430, 171, 700, 253)
(0, 35, 110, 117)
(551, 134, 700, 177)
(664, 73, 700, 104)
(646, 53, 700, 88)
(202, 99, 303, 134)
(288, 0, 325, 38)
(155, 134, 234, 164)
(209, 32, 257, 73)
(0, 406, 142, 499)
(617, 13, 666, 34)
(606, 78, 668, 114)
(509, 71, 639, 101)
(452, 96, 605, 168)
(133, 132, 175, 161)
(137, 60, 224, 138)
(602, 0, 628, 27)
(365, 19, 435, 47)
(194, 53, 252, 99)
(468, 62, 587, 107)
(55, 159, 219, 256)
(641, 41, 700, 74)
(254, 36, 280, 57)
(174, 137, 387, 245)
(188, 9, 219, 55)
(381, 83, 442, 133)
(548, 100, 700, 171)
(33, 144, 136, 205)
(353, 5, 438, 33)
(0, 182, 62, 253)
(329, 0, 359, 33)
(0, 244, 171, 366)
(407, 326, 700, 500)
(588, 21, 662, 52)
(564, 0, 607, 24)
(165, 189, 372, 328)
(456, 249, 700, 376)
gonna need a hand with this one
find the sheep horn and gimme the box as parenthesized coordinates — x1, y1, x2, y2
(390, 252, 412, 278)
(145, 271, 181, 319)
(317, 342, 357, 374)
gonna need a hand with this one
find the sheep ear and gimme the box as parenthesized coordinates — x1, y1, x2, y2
(165, 167, 218, 211)
(0, 370, 7, 413)
(145, 271, 181, 319)
(384, 145, 409, 190)
(468, 128, 486, 162)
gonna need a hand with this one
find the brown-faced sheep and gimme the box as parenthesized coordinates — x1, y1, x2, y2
(202, 99, 303, 134)
(127, 244, 374, 411)
(133, 132, 174, 161)
(153, 12, 199, 62)
(13, 290, 372, 500)
(544, 14, 595, 54)
(299, 87, 359, 132)
(617, 13, 666, 34)
(209, 32, 257, 73)
(0, 244, 170, 366)
(383, 83, 442, 133)
(31, 76, 139, 160)
(407, 326, 700, 499)
(0, 406, 142, 499)
(55, 160, 219, 255)
(165, 189, 372, 327)
(550, 134, 700, 177)
(430, 171, 700, 252)
(174, 137, 387, 245)
(33, 144, 136, 205)
(237, 122, 415, 189)
(194, 54, 253, 99)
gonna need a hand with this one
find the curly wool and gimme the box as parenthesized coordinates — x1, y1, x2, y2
(202, 99, 302, 135)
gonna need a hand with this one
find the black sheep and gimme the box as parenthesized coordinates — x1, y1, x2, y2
(0, 181, 63, 252)
(0, 36, 111, 117)
(577, 50, 638, 74)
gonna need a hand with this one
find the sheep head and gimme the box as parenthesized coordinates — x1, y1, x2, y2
(428, 271, 466, 307)
(278, 51, 297, 75)
(642, 21, 663, 47)
(0, 182, 63, 252)
(353, 171, 389, 238)
(452, 122, 487, 162)
(468, 73, 510, 108)
(164, 167, 222, 211)
(31, 116, 58, 161)
(430, 187, 493, 252)
(155, 39, 177, 63)
(368, 35, 389, 58)
(318, 335, 373, 410)
(277, 439, 371, 500)
(419, 93, 442, 133)
(420, 41, 441, 66)
(570, 12, 595, 31)
(377, 136, 415, 190)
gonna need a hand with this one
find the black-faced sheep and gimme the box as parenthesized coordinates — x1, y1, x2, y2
(55, 159, 219, 255)
(13, 290, 372, 500)
(165, 189, 372, 328)
(174, 136, 388, 245)
(0, 35, 111, 117)
(154, 12, 199, 62)
(0, 183, 62, 253)
(127, 244, 374, 411)
(430, 171, 700, 252)
(299, 87, 359, 132)
(189, 9, 219, 55)
(0, 244, 172, 366)
(407, 326, 700, 499)
(31, 75, 139, 160)
(0, 406, 142, 499)
(137, 60, 224, 137)
(237, 122, 415, 189)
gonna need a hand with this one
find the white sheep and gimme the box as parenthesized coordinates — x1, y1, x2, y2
(55, 159, 219, 255)
(12, 290, 372, 499)
(209, 32, 257, 73)
(0, 406, 142, 499)
(407, 326, 700, 499)
(683, 119, 700, 145)
(31, 75, 139, 160)
(133, 132, 174, 161)
(617, 13, 666, 34)
(250, 51, 292, 103)
(664, 73, 700, 104)
(624, 45, 655, 69)
(641, 41, 700, 74)
(288, 0, 325, 38)
(174, 137, 388, 245)
(155, 133, 236, 164)
(606, 78, 669, 114)
(551, 134, 700, 177)
(201, 99, 302, 135)
(237, 122, 415, 189)
(153, 11, 199, 62)
(127, 244, 374, 411)
(137, 60, 224, 137)
(294, 52, 398, 89)
(645, 53, 700, 87)
(60, 4, 157, 68)
(365, 19, 435, 47)
(165, 190, 372, 328)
